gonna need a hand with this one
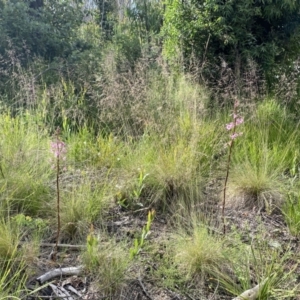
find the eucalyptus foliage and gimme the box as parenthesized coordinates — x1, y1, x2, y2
(162, 0, 300, 82)
(0, 0, 84, 61)
(103, 0, 164, 68)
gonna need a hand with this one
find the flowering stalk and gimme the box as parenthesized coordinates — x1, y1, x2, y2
(223, 101, 243, 235)
(50, 127, 66, 260)
(0, 163, 4, 178)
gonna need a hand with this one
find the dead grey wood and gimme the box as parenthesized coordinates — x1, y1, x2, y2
(49, 283, 75, 300)
(232, 279, 267, 300)
(37, 266, 83, 284)
(40, 243, 86, 249)
(65, 285, 83, 297)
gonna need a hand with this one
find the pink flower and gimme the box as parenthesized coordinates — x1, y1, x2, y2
(236, 117, 244, 125)
(226, 118, 244, 131)
(230, 132, 243, 140)
(225, 109, 244, 143)
(226, 122, 234, 130)
(50, 141, 66, 158)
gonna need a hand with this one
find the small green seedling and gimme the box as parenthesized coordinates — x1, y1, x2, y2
(130, 209, 155, 259)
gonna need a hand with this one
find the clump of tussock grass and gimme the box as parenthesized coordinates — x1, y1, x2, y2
(0, 216, 44, 298)
(214, 234, 299, 299)
(0, 218, 21, 260)
(226, 99, 299, 211)
(0, 251, 28, 299)
(11, 214, 46, 275)
(282, 191, 300, 237)
(116, 114, 222, 210)
(0, 112, 52, 216)
(82, 234, 130, 297)
(151, 120, 221, 205)
(226, 146, 285, 211)
(57, 181, 112, 242)
(173, 222, 226, 280)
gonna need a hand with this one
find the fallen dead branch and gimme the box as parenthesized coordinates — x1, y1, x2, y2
(232, 279, 268, 300)
(137, 276, 154, 300)
(40, 242, 86, 250)
(37, 266, 83, 284)
(49, 283, 74, 300)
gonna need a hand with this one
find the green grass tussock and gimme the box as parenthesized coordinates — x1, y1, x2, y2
(58, 180, 112, 241)
(282, 191, 300, 237)
(227, 99, 299, 211)
(0, 112, 52, 216)
(174, 225, 225, 279)
(82, 233, 130, 297)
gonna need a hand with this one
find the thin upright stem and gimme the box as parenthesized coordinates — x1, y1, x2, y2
(0, 164, 4, 178)
(222, 104, 238, 235)
(222, 139, 234, 235)
(54, 140, 61, 260)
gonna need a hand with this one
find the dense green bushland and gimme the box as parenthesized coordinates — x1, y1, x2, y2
(163, 0, 300, 89)
(0, 1, 300, 299)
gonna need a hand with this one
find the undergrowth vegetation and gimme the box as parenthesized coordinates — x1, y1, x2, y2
(1, 69, 300, 298)
(1, 1, 300, 298)
(1, 75, 300, 298)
